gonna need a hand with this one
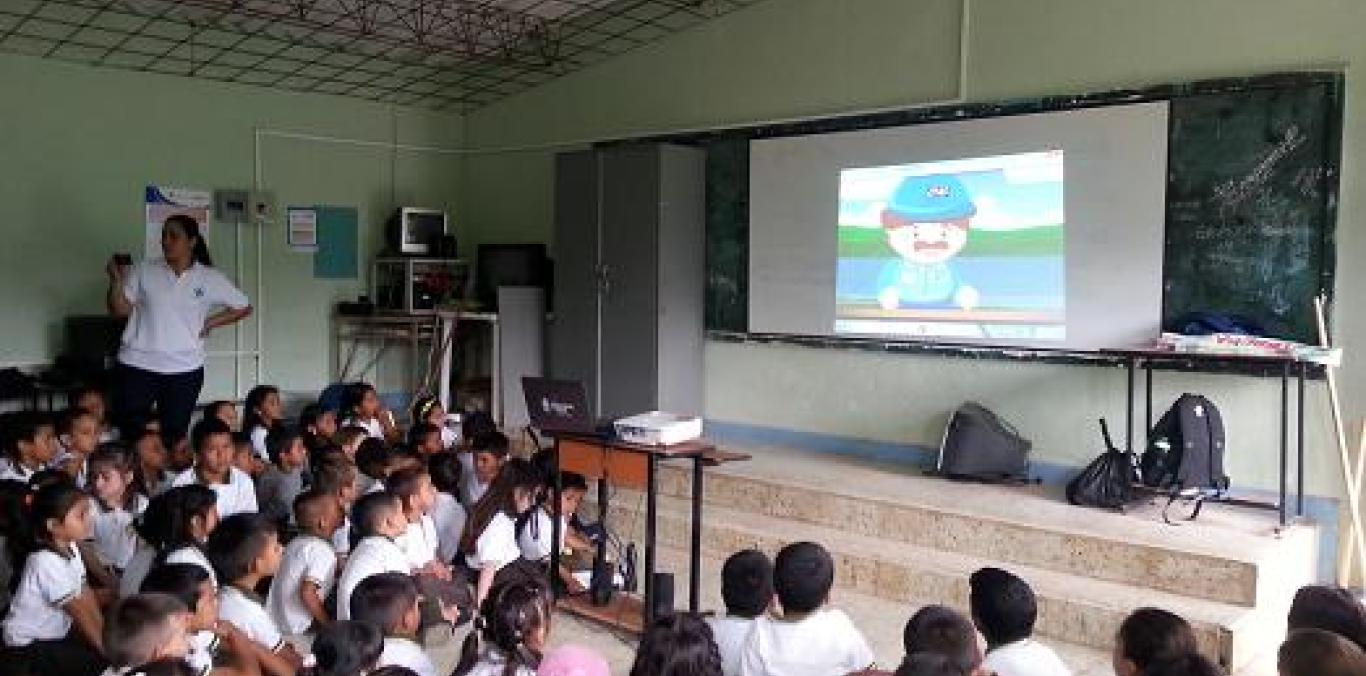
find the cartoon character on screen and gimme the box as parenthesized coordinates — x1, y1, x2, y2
(876, 174, 980, 311)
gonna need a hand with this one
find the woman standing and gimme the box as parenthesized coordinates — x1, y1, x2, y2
(107, 215, 252, 446)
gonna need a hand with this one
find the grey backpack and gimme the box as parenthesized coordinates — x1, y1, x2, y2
(936, 402, 1031, 482)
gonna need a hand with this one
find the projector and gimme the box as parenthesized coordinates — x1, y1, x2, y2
(613, 411, 703, 446)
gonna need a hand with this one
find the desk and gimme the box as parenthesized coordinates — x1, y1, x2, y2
(1104, 350, 1312, 526)
(550, 433, 747, 633)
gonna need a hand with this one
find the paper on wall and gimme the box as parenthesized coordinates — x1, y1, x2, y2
(287, 207, 318, 251)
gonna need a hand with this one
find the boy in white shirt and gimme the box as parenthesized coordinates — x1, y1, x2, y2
(738, 541, 874, 676)
(311, 458, 361, 557)
(335, 491, 412, 620)
(0, 411, 58, 483)
(206, 512, 303, 676)
(351, 572, 438, 676)
(267, 490, 343, 635)
(172, 417, 258, 518)
(462, 432, 509, 508)
(101, 593, 193, 676)
(387, 468, 470, 633)
(709, 550, 774, 676)
(427, 452, 468, 565)
(969, 567, 1071, 676)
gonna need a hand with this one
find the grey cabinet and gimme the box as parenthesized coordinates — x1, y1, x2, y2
(551, 143, 705, 420)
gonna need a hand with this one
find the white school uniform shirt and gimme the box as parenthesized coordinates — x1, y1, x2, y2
(738, 608, 875, 676)
(983, 638, 1073, 676)
(166, 545, 218, 588)
(186, 629, 220, 676)
(249, 425, 269, 460)
(332, 515, 353, 555)
(440, 425, 459, 450)
(378, 636, 438, 676)
(118, 259, 249, 374)
(2, 542, 86, 646)
(344, 417, 385, 440)
(266, 534, 339, 635)
(90, 494, 148, 570)
(431, 492, 466, 564)
(709, 615, 759, 676)
(465, 512, 521, 572)
(219, 585, 286, 653)
(0, 458, 40, 483)
(397, 515, 439, 569)
(172, 466, 258, 517)
(335, 535, 410, 620)
(517, 508, 567, 562)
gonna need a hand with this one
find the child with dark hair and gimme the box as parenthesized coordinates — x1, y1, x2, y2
(266, 490, 343, 635)
(428, 452, 468, 564)
(300, 403, 339, 456)
(0, 411, 58, 483)
(709, 550, 773, 676)
(141, 562, 258, 676)
(341, 382, 399, 444)
(902, 605, 984, 676)
(352, 572, 436, 676)
(88, 445, 149, 572)
(518, 471, 594, 593)
(1, 482, 107, 675)
(71, 386, 116, 444)
(1280, 627, 1366, 676)
(206, 513, 302, 676)
(171, 418, 258, 518)
(130, 424, 172, 497)
(54, 406, 100, 483)
(312, 459, 361, 556)
(630, 612, 723, 676)
(335, 491, 411, 620)
(453, 579, 552, 676)
(242, 385, 282, 461)
(122, 484, 220, 596)
(337, 426, 368, 463)
(464, 432, 509, 507)
(411, 395, 458, 451)
(461, 459, 543, 607)
(207, 400, 237, 430)
(256, 425, 307, 528)
(1112, 607, 1199, 676)
(1287, 584, 1366, 651)
(0, 479, 30, 610)
(356, 437, 390, 495)
(232, 432, 264, 479)
(738, 541, 873, 676)
(306, 620, 385, 676)
(387, 467, 468, 632)
(102, 593, 192, 673)
(409, 423, 444, 457)
(968, 567, 1069, 676)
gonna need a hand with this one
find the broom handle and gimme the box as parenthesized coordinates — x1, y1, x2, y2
(1315, 295, 1366, 586)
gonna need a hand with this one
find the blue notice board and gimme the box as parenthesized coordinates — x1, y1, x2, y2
(312, 206, 359, 279)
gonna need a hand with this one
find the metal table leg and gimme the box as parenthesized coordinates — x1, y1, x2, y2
(644, 453, 658, 624)
(690, 456, 703, 613)
(1298, 362, 1307, 517)
(1280, 362, 1289, 526)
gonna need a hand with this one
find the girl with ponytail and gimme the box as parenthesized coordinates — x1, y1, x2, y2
(0, 482, 108, 675)
(107, 213, 252, 450)
(452, 579, 553, 676)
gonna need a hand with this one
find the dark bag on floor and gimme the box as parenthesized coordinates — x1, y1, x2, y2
(936, 402, 1031, 482)
(1067, 418, 1141, 510)
(1141, 393, 1230, 522)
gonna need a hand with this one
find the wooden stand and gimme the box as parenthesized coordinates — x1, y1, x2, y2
(548, 432, 747, 634)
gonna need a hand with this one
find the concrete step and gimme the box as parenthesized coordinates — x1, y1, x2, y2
(588, 491, 1285, 672)
(646, 444, 1316, 609)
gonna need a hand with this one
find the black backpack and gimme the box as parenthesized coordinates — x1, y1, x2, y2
(936, 402, 1031, 482)
(1141, 393, 1230, 522)
(1067, 419, 1141, 510)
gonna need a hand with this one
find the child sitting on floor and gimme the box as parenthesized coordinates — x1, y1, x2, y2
(54, 406, 100, 484)
(88, 445, 150, 574)
(308, 620, 385, 676)
(709, 549, 774, 676)
(739, 541, 874, 676)
(452, 579, 552, 676)
(242, 385, 282, 462)
(256, 426, 308, 529)
(352, 572, 438, 676)
(518, 471, 594, 594)
(463, 432, 509, 508)
(141, 562, 260, 676)
(460, 459, 543, 608)
(171, 418, 257, 518)
(102, 593, 192, 675)
(428, 452, 467, 565)
(266, 490, 343, 635)
(0, 411, 57, 483)
(903, 604, 987, 676)
(335, 491, 411, 621)
(969, 567, 1070, 676)
(206, 512, 303, 676)
(311, 458, 361, 557)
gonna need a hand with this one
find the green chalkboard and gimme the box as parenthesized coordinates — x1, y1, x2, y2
(698, 73, 1343, 343)
(1164, 79, 1341, 342)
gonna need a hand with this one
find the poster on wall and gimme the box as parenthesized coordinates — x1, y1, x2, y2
(287, 207, 319, 252)
(145, 186, 212, 260)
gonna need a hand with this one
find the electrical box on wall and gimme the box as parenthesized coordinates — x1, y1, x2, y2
(213, 189, 275, 225)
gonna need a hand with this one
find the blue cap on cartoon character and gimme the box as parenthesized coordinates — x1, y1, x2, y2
(885, 174, 977, 222)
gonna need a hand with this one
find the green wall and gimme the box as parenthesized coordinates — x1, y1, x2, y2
(459, 0, 1366, 500)
(0, 53, 464, 398)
